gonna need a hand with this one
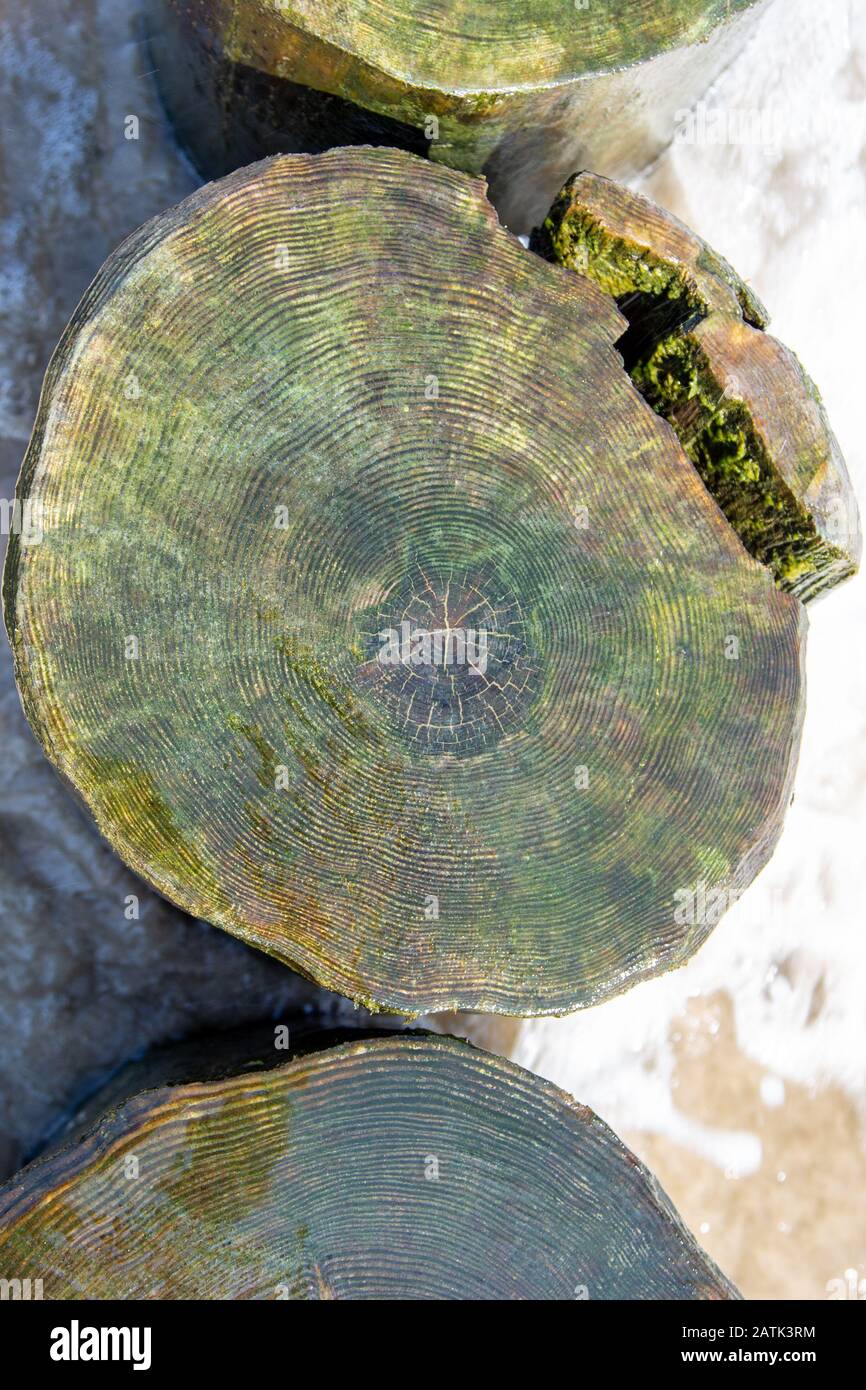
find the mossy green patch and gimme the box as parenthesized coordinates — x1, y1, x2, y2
(532, 173, 768, 329)
(536, 202, 698, 310)
(164, 1086, 291, 1227)
(79, 754, 230, 912)
(633, 332, 848, 593)
(533, 173, 856, 600)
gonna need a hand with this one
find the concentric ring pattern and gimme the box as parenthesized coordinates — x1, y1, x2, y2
(0, 1035, 737, 1299)
(209, 0, 760, 91)
(4, 148, 806, 1014)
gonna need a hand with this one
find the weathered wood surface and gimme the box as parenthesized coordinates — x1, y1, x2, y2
(4, 148, 806, 1016)
(534, 172, 861, 601)
(147, 0, 772, 231)
(0, 1032, 739, 1299)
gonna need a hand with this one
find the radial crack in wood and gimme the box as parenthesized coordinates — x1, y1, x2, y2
(3, 148, 806, 1016)
(0, 1032, 740, 1300)
(533, 172, 861, 602)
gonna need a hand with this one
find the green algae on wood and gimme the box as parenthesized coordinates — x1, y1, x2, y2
(532, 171, 769, 329)
(4, 148, 806, 1016)
(0, 1033, 739, 1300)
(634, 314, 861, 602)
(147, 0, 770, 231)
(533, 172, 861, 602)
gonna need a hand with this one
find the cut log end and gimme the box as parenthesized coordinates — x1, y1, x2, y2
(5, 149, 805, 1016)
(147, 0, 769, 230)
(0, 1033, 739, 1300)
(163, 0, 763, 94)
